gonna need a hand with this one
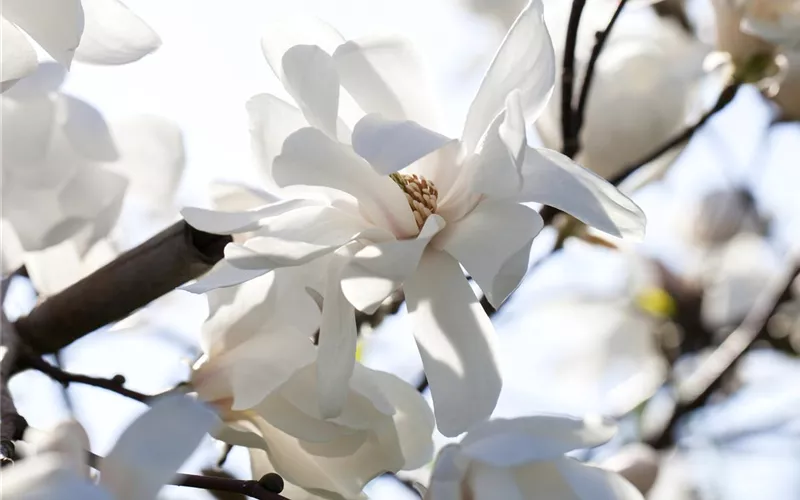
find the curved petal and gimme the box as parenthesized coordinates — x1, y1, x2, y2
(352, 114, 453, 175)
(518, 147, 646, 239)
(461, 0, 555, 154)
(426, 444, 470, 500)
(551, 457, 643, 500)
(434, 200, 541, 308)
(281, 44, 340, 137)
(106, 115, 184, 211)
(181, 259, 270, 294)
(340, 214, 445, 314)
(260, 16, 344, 80)
(368, 369, 435, 469)
(1, 91, 57, 166)
(181, 199, 318, 235)
(2, 0, 84, 68)
(247, 93, 309, 189)
(470, 89, 526, 198)
(1, 18, 38, 85)
(460, 415, 617, 467)
(272, 127, 418, 238)
(61, 95, 119, 161)
(74, 0, 161, 65)
(317, 245, 359, 419)
(99, 395, 216, 500)
(196, 327, 317, 411)
(405, 248, 501, 437)
(253, 392, 353, 442)
(333, 35, 439, 129)
(2, 457, 112, 500)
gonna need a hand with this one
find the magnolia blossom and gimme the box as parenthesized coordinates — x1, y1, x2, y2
(421, 415, 642, 500)
(1, 63, 185, 295)
(1, 0, 160, 91)
(4, 395, 215, 499)
(537, 2, 708, 182)
(185, 0, 645, 437)
(740, 0, 800, 49)
(192, 281, 434, 500)
(191, 276, 434, 499)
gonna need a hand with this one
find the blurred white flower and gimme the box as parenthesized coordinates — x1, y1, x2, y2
(0, 0, 160, 91)
(185, 0, 645, 437)
(421, 415, 642, 500)
(740, 0, 800, 49)
(683, 188, 764, 248)
(4, 395, 216, 500)
(537, 2, 708, 182)
(0, 63, 185, 294)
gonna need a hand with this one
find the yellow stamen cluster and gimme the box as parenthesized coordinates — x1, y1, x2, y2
(390, 172, 438, 229)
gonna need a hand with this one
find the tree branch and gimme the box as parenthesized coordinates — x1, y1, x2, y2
(1, 278, 28, 464)
(610, 83, 741, 186)
(646, 252, 799, 449)
(11, 222, 230, 373)
(560, 0, 587, 158)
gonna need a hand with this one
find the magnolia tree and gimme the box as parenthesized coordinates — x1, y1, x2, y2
(1, 0, 799, 499)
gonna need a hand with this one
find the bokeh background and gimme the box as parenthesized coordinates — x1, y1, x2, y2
(5, 0, 800, 498)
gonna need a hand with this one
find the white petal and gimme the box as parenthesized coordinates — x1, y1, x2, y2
(181, 259, 269, 294)
(273, 127, 418, 237)
(434, 200, 541, 308)
(74, 0, 161, 65)
(2, 0, 84, 68)
(36, 420, 91, 477)
(317, 246, 359, 418)
(518, 147, 646, 239)
(106, 115, 184, 211)
(426, 444, 470, 500)
(2, 457, 112, 500)
(196, 328, 317, 411)
(99, 395, 216, 500)
(247, 93, 309, 189)
(213, 421, 269, 452)
(333, 35, 439, 129)
(554, 458, 643, 500)
(61, 95, 119, 161)
(181, 199, 317, 235)
(260, 16, 344, 80)
(352, 113, 453, 175)
(340, 214, 445, 314)
(469, 463, 525, 500)
(461, 0, 555, 153)
(460, 415, 617, 467)
(253, 391, 353, 442)
(211, 181, 279, 211)
(1, 18, 38, 85)
(405, 249, 501, 437)
(1, 90, 57, 166)
(470, 89, 526, 198)
(368, 369, 435, 469)
(281, 44, 340, 137)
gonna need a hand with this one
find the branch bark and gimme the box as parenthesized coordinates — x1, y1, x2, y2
(11, 222, 230, 373)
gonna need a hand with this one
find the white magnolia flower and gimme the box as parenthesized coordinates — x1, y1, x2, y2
(185, 0, 645, 437)
(4, 395, 216, 500)
(191, 277, 434, 500)
(1, 63, 185, 294)
(421, 415, 642, 500)
(537, 2, 708, 182)
(1, 0, 160, 91)
(739, 0, 800, 49)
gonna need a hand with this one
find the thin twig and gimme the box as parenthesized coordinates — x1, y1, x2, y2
(11, 222, 230, 373)
(88, 452, 288, 500)
(646, 252, 799, 448)
(572, 0, 629, 142)
(611, 83, 741, 186)
(560, 0, 587, 158)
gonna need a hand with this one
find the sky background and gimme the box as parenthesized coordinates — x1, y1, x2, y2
(6, 0, 800, 498)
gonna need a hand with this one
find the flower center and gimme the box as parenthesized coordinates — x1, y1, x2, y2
(390, 173, 438, 229)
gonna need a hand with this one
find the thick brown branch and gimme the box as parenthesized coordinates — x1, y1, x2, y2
(11, 222, 230, 372)
(560, 0, 587, 158)
(647, 253, 800, 448)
